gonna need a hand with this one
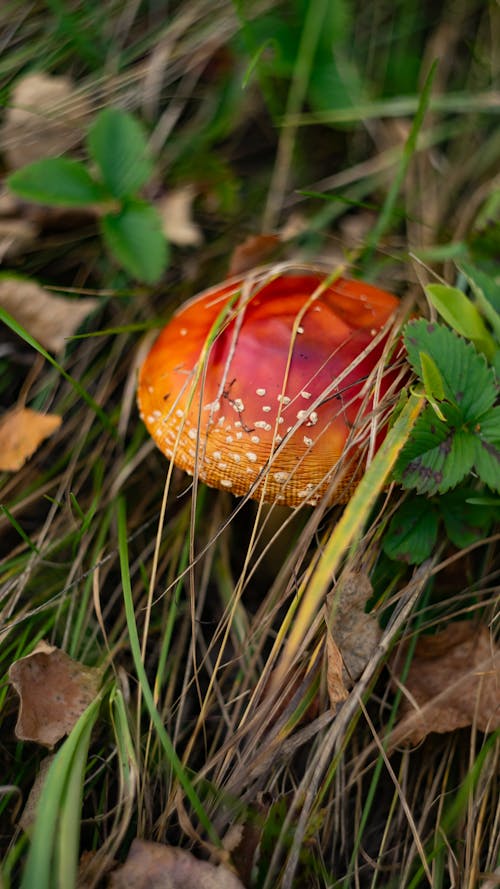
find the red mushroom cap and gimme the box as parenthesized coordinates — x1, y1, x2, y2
(137, 268, 402, 506)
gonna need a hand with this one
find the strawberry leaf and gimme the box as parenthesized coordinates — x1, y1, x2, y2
(383, 497, 439, 563)
(404, 320, 497, 420)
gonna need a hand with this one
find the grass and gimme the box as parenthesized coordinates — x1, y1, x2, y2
(0, 1, 499, 887)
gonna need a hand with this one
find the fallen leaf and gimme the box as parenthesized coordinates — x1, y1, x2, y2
(0, 218, 39, 262)
(1, 72, 91, 170)
(8, 640, 102, 746)
(157, 186, 203, 247)
(227, 234, 281, 276)
(326, 571, 381, 685)
(0, 408, 61, 471)
(0, 276, 98, 352)
(391, 622, 500, 745)
(325, 633, 349, 709)
(110, 839, 245, 889)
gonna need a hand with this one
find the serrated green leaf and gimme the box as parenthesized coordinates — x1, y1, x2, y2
(445, 429, 477, 488)
(425, 283, 496, 360)
(87, 109, 153, 198)
(8, 158, 107, 207)
(404, 319, 497, 421)
(394, 403, 478, 495)
(439, 488, 497, 548)
(474, 407, 500, 492)
(383, 497, 439, 564)
(100, 201, 168, 283)
(394, 406, 451, 494)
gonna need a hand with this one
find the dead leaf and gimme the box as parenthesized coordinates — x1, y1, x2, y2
(0, 276, 98, 352)
(326, 571, 381, 685)
(227, 234, 281, 276)
(0, 218, 39, 262)
(1, 72, 91, 170)
(110, 839, 245, 889)
(8, 640, 102, 746)
(0, 408, 61, 471)
(157, 186, 203, 247)
(325, 633, 349, 709)
(391, 622, 500, 745)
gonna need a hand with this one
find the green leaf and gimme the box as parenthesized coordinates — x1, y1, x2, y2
(473, 406, 500, 491)
(394, 404, 474, 495)
(439, 488, 498, 548)
(100, 200, 168, 283)
(459, 261, 500, 343)
(419, 350, 445, 401)
(383, 497, 439, 564)
(87, 108, 153, 198)
(425, 283, 496, 361)
(21, 693, 102, 889)
(404, 320, 497, 421)
(7, 158, 107, 207)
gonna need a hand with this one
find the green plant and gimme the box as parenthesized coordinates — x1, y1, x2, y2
(384, 263, 500, 564)
(7, 108, 168, 284)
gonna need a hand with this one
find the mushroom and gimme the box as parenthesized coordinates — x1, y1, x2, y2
(137, 267, 402, 506)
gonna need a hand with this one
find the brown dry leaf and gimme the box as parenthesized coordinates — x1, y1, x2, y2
(227, 234, 281, 276)
(326, 570, 382, 685)
(157, 186, 203, 247)
(1, 72, 91, 170)
(0, 276, 98, 352)
(110, 839, 245, 889)
(8, 640, 102, 747)
(0, 408, 61, 471)
(0, 218, 39, 262)
(325, 633, 349, 709)
(391, 622, 500, 745)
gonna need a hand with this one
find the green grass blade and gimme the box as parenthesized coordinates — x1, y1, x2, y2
(0, 306, 117, 439)
(360, 62, 437, 267)
(21, 693, 102, 889)
(116, 497, 219, 844)
(273, 392, 424, 686)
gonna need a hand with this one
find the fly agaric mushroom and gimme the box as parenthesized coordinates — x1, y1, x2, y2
(138, 268, 402, 506)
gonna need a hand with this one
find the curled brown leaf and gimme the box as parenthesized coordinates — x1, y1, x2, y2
(8, 640, 102, 747)
(390, 622, 500, 745)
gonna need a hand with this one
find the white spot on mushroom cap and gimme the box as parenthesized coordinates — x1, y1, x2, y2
(220, 479, 233, 488)
(251, 435, 260, 444)
(256, 388, 266, 396)
(180, 328, 188, 336)
(307, 411, 319, 426)
(262, 405, 272, 413)
(255, 420, 272, 431)
(233, 398, 244, 413)
(176, 409, 184, 418)
(231, 453, 241, 462)
(188, 428, 197, 440)
(297, 325, 304, 334)
(246, 451, 258, 462)
(303, 436, 313, 447)
(273, 471, 289, 483)
(301, 391, 311, 399)
(277, 394, 291, 405)
(213, 450, 222, 460)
